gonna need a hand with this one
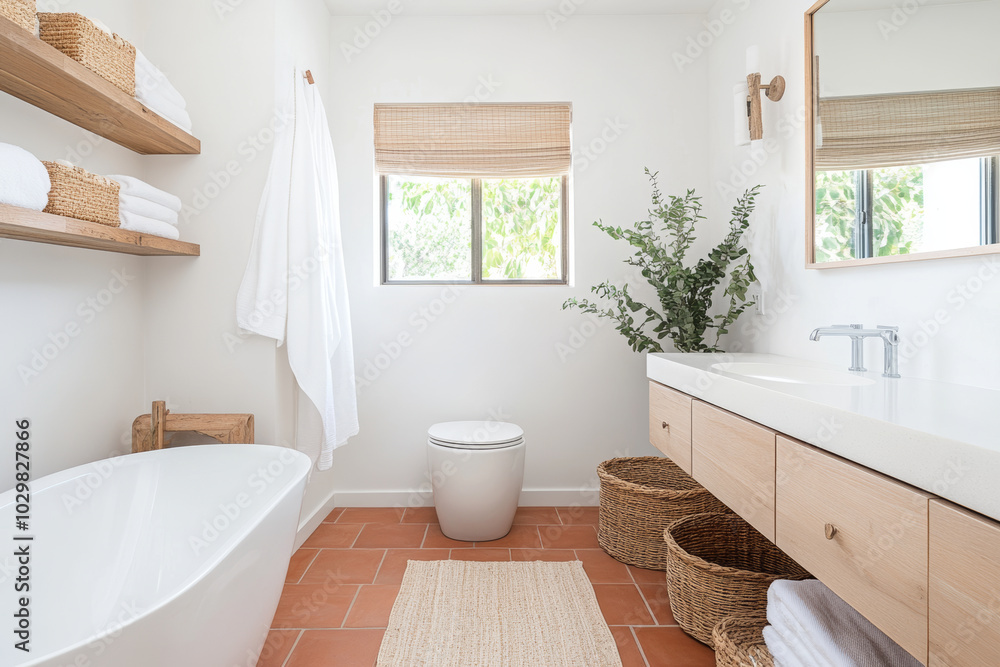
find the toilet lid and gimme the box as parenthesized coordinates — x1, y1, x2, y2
(427, 421, 524, 447)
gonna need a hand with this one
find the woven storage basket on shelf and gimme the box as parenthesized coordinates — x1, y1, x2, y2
(0, 0, 35, 33)
(664, 512, 811, 647)
(713, 617, 774, 667)
(597, 457, 732, 570)
(38, 13, 136, 95)
(43, 162, 120, 227)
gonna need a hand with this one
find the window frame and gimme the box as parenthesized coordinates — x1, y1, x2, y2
(379, 174, 570, 286)
(848, 157, 999, 260)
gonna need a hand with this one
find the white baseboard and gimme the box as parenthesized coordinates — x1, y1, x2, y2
(331, 488, 600, 509)
(293, 487, 599, 545)
(294, 488, 338, 550)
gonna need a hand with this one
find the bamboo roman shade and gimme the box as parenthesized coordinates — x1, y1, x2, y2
(373, 103, 573, 178)
(816, 88, 1000, 171)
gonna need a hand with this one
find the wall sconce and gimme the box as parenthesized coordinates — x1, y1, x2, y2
(747, 73, 785, 141)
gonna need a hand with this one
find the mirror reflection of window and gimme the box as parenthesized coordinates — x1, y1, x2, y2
(809, 0, 1000, 265)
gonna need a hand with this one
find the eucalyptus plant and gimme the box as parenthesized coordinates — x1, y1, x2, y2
(563, 169, 760, 354)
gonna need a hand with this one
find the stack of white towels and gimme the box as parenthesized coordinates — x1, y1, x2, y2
(86, 18, 191, 132)
(0, 143, 50, 211)
(109, 175, 183, 240)
(134, 51, 192, 133)
(764, 580, 922, 667)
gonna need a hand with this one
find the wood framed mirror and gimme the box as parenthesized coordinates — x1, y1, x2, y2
(805, 0, 1000, 269)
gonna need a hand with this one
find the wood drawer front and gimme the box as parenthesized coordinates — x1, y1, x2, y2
(691, 401, 776, 540)
(929, 500, 1000, 666)
(648, 382, 692, 473)
(775, 437, 932, 664)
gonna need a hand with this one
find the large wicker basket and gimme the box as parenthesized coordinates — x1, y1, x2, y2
(1, 0, 35, 33)
(38, 13, 136, 95)
(597, 457, 731, 570)
(713, 617, 774, 667)
(664, 513, 811, 647)
(43, 162, 120, 227)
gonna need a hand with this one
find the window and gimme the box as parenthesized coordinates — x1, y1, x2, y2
(374, 103, 572, 284)
(815, 157, 999, 263)
(382, 175, 567, 284)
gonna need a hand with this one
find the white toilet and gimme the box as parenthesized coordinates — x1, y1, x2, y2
(427, 421, 526, 542)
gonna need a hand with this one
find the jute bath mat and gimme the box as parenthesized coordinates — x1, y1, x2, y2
(377, 560, 623, 666)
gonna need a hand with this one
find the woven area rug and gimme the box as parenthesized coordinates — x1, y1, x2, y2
(377, 560, 623, 667)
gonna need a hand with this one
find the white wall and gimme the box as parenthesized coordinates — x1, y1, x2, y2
(140, 0, 334, 537)
(0, 0, 149, 492)
(326, 14, 711, 506)
(705, 0, 1000, 391)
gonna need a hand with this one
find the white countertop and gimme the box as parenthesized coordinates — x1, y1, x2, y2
(647, 352, 1000, 522)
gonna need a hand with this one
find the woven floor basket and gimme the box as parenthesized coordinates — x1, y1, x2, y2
(43, 162, 120, 227)
(1, 0, 34, 32)
(597, 457, 731, 570)
(38, 13, 136, 95)
(664, 513, 811, 647)
(713, 617, 774, 667)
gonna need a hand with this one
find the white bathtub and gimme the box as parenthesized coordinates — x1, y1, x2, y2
(0, 444, 311, 667)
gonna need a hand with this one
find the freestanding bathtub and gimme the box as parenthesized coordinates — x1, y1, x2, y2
(1, 444, 312, 667)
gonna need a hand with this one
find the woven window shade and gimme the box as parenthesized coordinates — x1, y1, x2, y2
(374, 103, 573, 178)
(816, 88, 1000, 171)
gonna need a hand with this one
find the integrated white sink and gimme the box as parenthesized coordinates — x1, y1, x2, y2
(710, 362, 875, 387)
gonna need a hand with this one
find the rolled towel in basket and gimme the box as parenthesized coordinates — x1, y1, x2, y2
(120, 193, 178, 226)
(119, 210, 180, 240)
(0, 143, 52, 211)
(764, 580, 922, 667)
(107, 175, 182, 213)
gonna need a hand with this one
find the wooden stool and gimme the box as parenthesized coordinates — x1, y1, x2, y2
(132, 400, 255, 453)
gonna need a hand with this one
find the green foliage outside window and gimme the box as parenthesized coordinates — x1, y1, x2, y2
(814, 166, 924, 263)
(385, 176, 562, 281)
(482, 177, 561, 280)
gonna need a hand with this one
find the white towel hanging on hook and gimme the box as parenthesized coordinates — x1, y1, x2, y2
(236, 67, 358, 470)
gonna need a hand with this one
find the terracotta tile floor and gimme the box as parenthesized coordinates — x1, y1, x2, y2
(258, 506, 715, 667)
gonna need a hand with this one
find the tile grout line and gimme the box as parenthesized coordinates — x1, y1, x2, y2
(293, 550, 321, 585)
(368, 549, 390, 589)
(278, 629, 304, 667)
(634, 582, 658, 626)
(629, 625, 652, 667)
(340, 583, 364, 629)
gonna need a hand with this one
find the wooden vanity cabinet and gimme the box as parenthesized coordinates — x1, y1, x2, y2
(647, 383, 1000, 665)
(929, 500, 1000, 666)
(691, 401, 776, 540)
(775, 436, 932, 663)
(648, 381, 693, 473)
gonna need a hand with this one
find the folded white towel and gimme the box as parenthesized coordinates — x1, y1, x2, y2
(0, 143, 51, 211)
(767, 600, 822, 667)
(120, 194, 178, 226)
(119, 210, 180, 240)
(139, 92, 193, 133)
(765, 580, 923, 667)
(135, 50, 187, 110)
(763, 625, 807, 667)
(107, 176, 182, 213)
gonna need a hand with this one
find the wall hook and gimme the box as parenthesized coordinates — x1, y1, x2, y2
(747, 72, 785, 141)
(304, 70, 315, 85)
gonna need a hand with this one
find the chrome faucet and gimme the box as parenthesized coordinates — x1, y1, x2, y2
(809, 324, 901, 379)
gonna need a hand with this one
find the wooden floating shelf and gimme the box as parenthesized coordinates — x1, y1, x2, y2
(0, 16, 200, 155)
(0, 204, 200, 257)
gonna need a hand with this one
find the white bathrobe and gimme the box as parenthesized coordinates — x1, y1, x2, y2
(236, 70, 358, 470)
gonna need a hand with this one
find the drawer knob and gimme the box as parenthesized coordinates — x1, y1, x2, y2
(824, 524, 838, 540)
(661, 421, 670, 432)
